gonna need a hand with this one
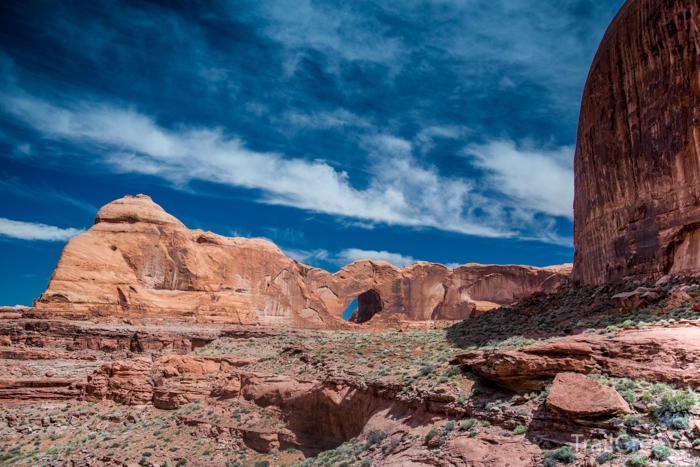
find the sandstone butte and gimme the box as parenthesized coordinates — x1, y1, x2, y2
(32, 194, 570, 329)
(573, 0, 700, 285)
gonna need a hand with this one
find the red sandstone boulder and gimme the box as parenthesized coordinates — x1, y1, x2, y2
(84, 358, 154, 405)
(546, 372, 630, 419)
(455, 342, 596, 393)
(454, 326, 700, 392)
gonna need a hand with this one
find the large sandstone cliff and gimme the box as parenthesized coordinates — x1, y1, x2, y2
(34, 195, 570, 327)
(573, 0, 700, 284)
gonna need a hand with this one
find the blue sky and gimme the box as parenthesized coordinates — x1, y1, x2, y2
(0, 0, 624, 305)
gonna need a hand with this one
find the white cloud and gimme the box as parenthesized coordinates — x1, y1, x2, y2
(260, 0, 405, 69)
(0, 177, 98, 214)
(0, 218, 84, 241)
(415, 125, 468, 155)
(283, 109, 371, 130)
(280, 246, 415, 268)
(1, 91, 572, 245)
(464, 140, 574, 220)
(336, 248, 415, 267)
(282, 247, 330, 264)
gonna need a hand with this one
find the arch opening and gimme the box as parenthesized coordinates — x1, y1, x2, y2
(341, 297, 358, 320)
(348, 290, 383, 324)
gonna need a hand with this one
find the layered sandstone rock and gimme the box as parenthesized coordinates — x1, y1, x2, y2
(546, 372, 630, 420)
(573, 0, 700, 284)
(454, 325, 700, 392)
(34, 194, 570, 327)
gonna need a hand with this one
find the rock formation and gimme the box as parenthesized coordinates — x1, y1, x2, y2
(546, 372, 630, 420)
(33, 194, 570, 327)
(573, 0, 700, 284)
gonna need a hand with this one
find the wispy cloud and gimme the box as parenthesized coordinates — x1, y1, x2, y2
(336, 248, 415, 268)
(0, 218, 84, 241)
(282, 109, 371, 130)
(282, 247, 330, 265)
(0, 177, 98, 214)
(282, 246, 415, 268)
(1, 90, 572, 244)
(464, 140, 574, 220)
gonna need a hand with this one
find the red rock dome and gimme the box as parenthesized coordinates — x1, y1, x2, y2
(573, 0, 700, 284)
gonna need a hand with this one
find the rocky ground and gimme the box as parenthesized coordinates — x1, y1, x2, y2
(3, 275, 700, 466)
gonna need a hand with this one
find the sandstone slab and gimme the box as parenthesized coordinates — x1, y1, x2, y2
(547, 372, 630, 419)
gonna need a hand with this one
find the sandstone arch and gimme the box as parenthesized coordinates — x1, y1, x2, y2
(34, 195, 571, 328)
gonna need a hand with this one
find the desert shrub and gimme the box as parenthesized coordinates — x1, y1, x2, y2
(176, 460, 187, 467)
(445, 421, 455, 432)
(623, 416, 639, 427)
(445, 366, 461, 377)
(420, 364, 437, 376)
(513, 425, 527, 435)
(254, 462, 269, 467)
(543, 446, 576, 466)
(596, 452, 613, 464)
(615, 437, 640, 454)
(425, 428, 439, 443)
(552, 446, 576, 463)
(365, 431, 387, 449)
(619, 390, 636, 405)
(459, 419, 476, 431)
(651, 445, 670, 461)
(625, 455, 648, 467)
(661, 389, 696, 413)
(671, 416, 689, 429)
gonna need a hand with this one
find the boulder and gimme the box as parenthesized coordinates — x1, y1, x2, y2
(454, 326, 700, 392)
(455, 342, 596, 393)
(547, 373, 630, 419)
(439, 435, 541, 467)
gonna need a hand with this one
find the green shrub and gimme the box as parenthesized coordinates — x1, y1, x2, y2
(615, 437, 640, 454)
(651, 445, 670, 461)
(361, 459, 371, 467)
(619, 390, 636, 405)
(365, 431, 387, 449)
(459, 419, 476, 431)
(596, 452, 613, 464)
(254, 462, 269, 467)
(552, 446, 576, 463)
(513, 425, 527, 435)
(445, 421, 455, 432)
(176, 460, 187, 467)
(661, 390, 696, 413)
(671, 416, 689, 429)
(623, 416, 639, 427)
(425, 428, 439, 443)
(625, 455, 648, 467)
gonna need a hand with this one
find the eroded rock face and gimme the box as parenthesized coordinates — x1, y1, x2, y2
(573, 0, 700, 284)
(34, 194, 570, 327)
(454, 326, 700, 392)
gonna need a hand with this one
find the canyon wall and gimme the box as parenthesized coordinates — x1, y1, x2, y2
(573, 0, 700, 284)
(33, 195, 570, 328)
